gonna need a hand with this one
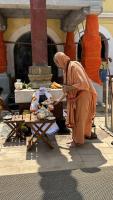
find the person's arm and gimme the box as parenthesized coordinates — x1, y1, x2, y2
(63, 85, 75, 93)
(63, 64, 89, 93)
(70, 66, 89, 91)
(54, 94, 66, 105)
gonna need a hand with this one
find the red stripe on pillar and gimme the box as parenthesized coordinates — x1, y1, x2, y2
(64, 32, 76, 61)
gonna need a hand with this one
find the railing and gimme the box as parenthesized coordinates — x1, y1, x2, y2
(105, 76, 113, 133)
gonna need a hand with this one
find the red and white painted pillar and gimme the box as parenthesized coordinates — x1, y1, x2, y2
(64, 32, 76, 61)
(81, 14, 102, 84)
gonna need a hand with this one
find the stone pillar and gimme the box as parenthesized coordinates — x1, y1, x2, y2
(81, 15, 101, 84)
(29, 0, 52, 88)
(64, 32, 76, 60)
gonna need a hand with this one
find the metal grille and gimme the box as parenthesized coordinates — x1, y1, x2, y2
(0, 167, 113, 200)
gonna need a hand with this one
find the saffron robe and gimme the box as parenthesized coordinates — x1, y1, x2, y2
(64, 61, 97, 144)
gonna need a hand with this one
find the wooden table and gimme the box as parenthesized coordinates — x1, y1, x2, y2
(25, 114, 55, 151)
(4, 114, 24, 141)
(4, 113, 55, 150)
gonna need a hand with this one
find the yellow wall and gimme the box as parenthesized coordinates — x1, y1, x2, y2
(47, 20, 65, 42)
(99, 18, 113, 37)
(4, 18, 30, 40)
(4, 18, 65, 42)
(99, 0, 113, 37)
(103, 0, 113, 12)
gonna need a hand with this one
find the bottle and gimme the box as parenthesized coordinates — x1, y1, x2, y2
(14, 79, 23, 90)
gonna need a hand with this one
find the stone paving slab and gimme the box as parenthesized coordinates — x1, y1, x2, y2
(0, 130, 113, 176)
(0, 108, 113, 176)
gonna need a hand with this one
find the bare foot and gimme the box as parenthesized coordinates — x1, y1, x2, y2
(66, 140, 73, 144)
(67, 141, 76, 147)
(67, 141, 82, 148)
(85, 132, 97, 139)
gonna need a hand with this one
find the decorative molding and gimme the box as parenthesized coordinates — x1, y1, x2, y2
(61, 5, 103, 32)
(61, 8, 87, 32)
(0, 0, 103, 11)
(0, 0, 89, 9)
(99, 12, 113, 18)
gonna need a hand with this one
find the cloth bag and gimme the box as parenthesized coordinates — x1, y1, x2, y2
(99, 68, 110, 82)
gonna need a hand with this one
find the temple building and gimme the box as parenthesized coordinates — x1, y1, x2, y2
(0, 0, 112, 103)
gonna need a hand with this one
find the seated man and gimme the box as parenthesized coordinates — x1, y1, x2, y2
(30, 87, 59, 135)
(30, 87, 70, 135)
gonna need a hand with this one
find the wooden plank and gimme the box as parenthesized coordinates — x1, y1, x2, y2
(23, 114, 31, 122)
(9, 114, 23, 122)
(31, 113, 37, 122)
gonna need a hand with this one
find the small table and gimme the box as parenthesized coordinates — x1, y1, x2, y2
(24, 114, 55, 150)
(4, 113, 55, 150)
(3, 114, 24, 141)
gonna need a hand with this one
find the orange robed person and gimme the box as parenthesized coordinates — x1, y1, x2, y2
(54, 52, 97, 147)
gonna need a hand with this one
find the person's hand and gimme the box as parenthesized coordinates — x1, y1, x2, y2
(63, 85, 74, 93)
(53, 94, 66, 106)
(48, 104, 54, 111)
(53, 100, 60, 106)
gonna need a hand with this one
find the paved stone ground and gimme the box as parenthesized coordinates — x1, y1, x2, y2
(0, 106, 113, 176)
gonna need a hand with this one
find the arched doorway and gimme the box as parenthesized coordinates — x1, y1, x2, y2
(14, 32, 58, 83)
(100, 33, 108, 61)
(14, 32, 32, 83)
(48, 36, 58, 82)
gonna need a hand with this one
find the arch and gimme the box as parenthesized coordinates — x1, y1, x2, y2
(100, 33, 108, 60)
(6, 24, 63, 76)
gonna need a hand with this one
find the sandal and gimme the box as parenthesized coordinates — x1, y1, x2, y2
(85, 132, 97, 140)
(67, 141, 82, 148)
(66, 140, 73, 144)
